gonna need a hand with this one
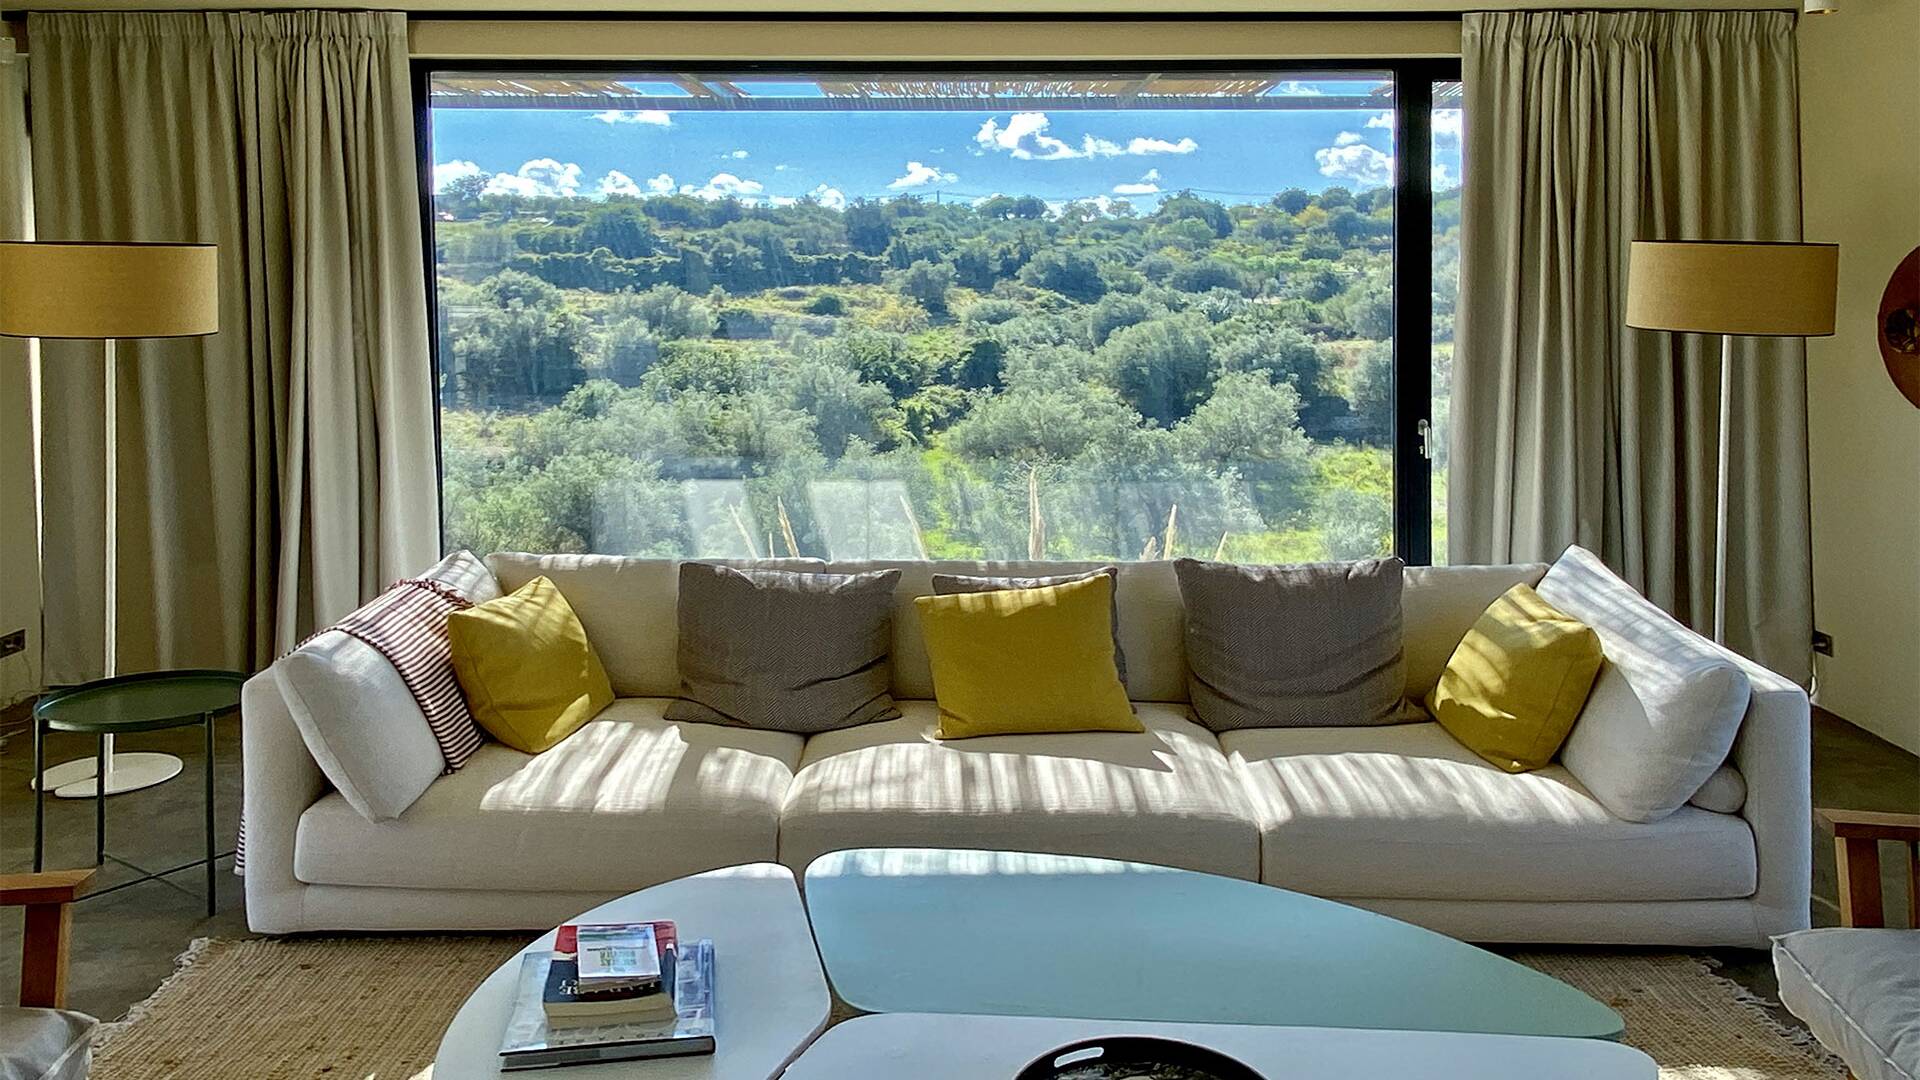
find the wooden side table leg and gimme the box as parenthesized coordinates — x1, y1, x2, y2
(1835, 835, 1884, 928)
(18, 900, 73, 1010)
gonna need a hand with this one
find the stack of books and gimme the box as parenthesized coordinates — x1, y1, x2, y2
(498, 919, 717, 1070)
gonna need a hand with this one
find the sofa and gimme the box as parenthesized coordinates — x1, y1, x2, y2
(240, 553, 1811, 946)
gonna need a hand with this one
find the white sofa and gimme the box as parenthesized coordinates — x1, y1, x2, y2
(241, 554, 1811, 946)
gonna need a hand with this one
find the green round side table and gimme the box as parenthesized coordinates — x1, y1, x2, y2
(32, 669, 246, 917)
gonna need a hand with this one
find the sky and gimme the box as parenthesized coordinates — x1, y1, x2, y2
(431, 86, 1463, 211)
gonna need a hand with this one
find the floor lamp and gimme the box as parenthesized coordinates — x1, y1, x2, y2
(0, 241, 220, 797)
(1624, 240, 1838, 645)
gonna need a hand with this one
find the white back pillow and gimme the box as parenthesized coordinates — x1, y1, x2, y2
(275, 550, 499, 821)
(1536, 545, 1751, 823)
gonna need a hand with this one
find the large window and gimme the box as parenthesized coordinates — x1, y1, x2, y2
(422, 64, 1456, 563)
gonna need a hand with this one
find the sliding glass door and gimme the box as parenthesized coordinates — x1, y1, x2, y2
(418, 62, 1458, 563)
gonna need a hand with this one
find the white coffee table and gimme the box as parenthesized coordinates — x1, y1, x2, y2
(432, 863, 829, 1079)
(781, 1013, 1660, 1079)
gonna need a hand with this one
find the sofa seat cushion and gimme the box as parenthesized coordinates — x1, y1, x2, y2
(294, 698, 803, 892)
(778, 701, 1259, 879)
(1774, 928, 1920, 1080)
(1224, 722, 1756, 902)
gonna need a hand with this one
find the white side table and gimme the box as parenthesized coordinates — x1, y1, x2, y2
(782, 1013, 1659, 1080)
(433, 863, 830, 1079)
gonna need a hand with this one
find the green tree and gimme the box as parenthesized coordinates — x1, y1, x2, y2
(1097, 314, 1218, 427)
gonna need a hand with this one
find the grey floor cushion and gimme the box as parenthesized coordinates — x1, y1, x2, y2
(0, 1008, 94, 1080)
(1773, 927, 1920, 1080)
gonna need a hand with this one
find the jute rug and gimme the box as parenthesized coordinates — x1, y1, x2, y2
(91, 936, 1846, 1080)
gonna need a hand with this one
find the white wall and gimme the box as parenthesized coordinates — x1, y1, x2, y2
(1800, 1, 1920, 755)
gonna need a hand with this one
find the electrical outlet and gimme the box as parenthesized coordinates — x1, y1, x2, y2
(0, 628, 23, 658)
(1811, 630, 1834, 657)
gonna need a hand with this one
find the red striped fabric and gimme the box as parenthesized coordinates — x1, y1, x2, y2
(334, 578, 485, 771)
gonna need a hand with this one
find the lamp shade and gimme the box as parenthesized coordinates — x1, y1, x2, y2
(1626, 240, 1838, 337)
(0, 241, 219, 339)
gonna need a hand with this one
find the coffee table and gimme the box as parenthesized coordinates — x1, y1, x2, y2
(782, 1013, 1658, 1079)
(804, 848, 1625, 1038)
(432, 863, 829, 1079)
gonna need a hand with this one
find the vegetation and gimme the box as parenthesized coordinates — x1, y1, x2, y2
(433, 181, 1459, 561)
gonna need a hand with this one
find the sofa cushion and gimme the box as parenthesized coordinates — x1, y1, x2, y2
(667, 564, 902, 734)
(917, 576, 1139, 739)
(1536, 545, 1751, 823)
(932, 565, 1129, 688)
(1175, 557, 1413, 731)
(294, 698, 802, 892)
(449, 576, 614, 754)
(1223, 722, 1756, 902)
(778, 701, 1259, 880)
(485, 555, 823, 697)
(1774, 928, 1920, 1080)
(274, 629, 446, 821)
(820, 560, 1190, 704)
(1401, 562, 1548, 701)
(1426, 583, 1604, 773)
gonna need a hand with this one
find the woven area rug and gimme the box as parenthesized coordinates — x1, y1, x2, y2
(92, 936, 1845, 1080)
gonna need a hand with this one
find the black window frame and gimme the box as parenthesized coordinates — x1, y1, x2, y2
(412, 53, 1463, 565)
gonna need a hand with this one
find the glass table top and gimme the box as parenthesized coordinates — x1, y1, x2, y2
(803, 848, 1625, 1040)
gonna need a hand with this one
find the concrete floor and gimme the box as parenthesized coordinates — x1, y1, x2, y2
(2, 699, 1916, 1025)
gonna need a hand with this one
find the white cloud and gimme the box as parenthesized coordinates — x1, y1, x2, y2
(974, 112, 1198, 161)
(432, 159, 484, 193)
(597, 170, 643, 197)
(681, 172, 764, 201)
(592, 110, 673, 126)
(1333, 131, 1367, 147)
(644, 173, 675, 194)
(1276, 80, 1324, 97)
(727, 149, 750, 159)
(809, 184, 847, 210)
(1125, 136, 1199, 156)
(774, 163, 792, 172)
(1113, 167, 1161, 196)
(484, 158, 584, 198)
(1432, 162, 1460, 188)
(1314, 141, 1393, 189)
(1365, 111, 1394, 129)
(1433, 108, 1463, 144)
(888, 160, 957, 189)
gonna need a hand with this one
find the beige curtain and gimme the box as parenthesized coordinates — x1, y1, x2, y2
(29, 11, 439, 681)
(1452, 10, 1812, 683)
(0, 41, 42, 704)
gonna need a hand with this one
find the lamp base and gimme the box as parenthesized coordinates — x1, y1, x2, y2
(34, 752, 185, 798)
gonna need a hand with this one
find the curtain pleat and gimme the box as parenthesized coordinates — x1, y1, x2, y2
(28, 11, 439, 681)
(1452, 11, 1813, 683)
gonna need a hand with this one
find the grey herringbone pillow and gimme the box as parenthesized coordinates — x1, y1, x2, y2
(667, 563, 901, 734)
(1174, 557, 1413, 731)
(931, 566, 1129, 692)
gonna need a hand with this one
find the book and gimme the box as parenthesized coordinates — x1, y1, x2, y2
(544, 921, 679, 1024)
(499, 940, 717, 1071)
(573, 922, 662, 986)
(542, 954, 676, 1024)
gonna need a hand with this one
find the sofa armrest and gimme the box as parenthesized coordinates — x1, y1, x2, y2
(240, 669, 327, 933)
(1727, 657, 1813, 941)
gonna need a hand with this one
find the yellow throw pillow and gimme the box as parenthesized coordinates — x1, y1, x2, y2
(1427, 583, 1605, 773)
(448, 575, 613, 754)
(915, 574, 1142, 740)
